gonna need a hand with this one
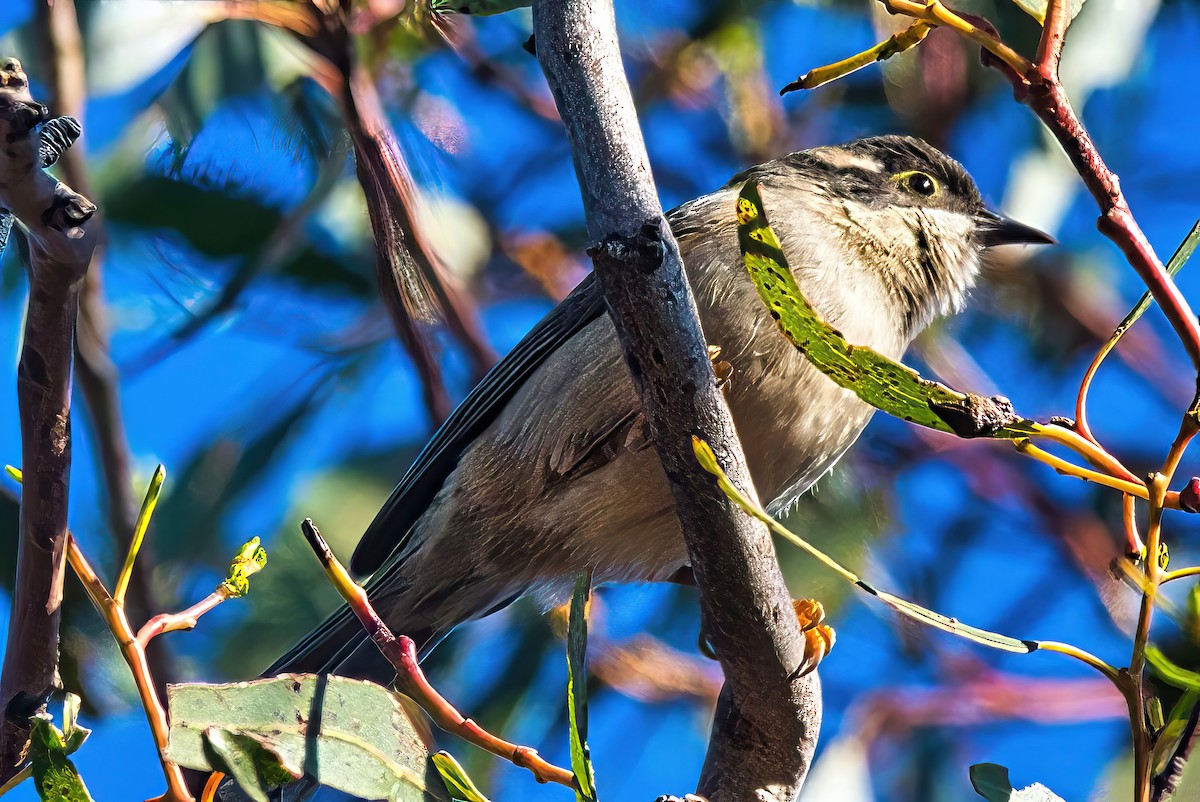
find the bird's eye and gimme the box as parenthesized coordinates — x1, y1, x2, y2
(894, 171, 939, 197)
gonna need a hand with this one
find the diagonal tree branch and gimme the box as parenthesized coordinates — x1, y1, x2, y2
(531, 2, 819, 799)
(0, 57, 98, 781)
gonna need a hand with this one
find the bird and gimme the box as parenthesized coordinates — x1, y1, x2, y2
(266, 135, 1052, 682)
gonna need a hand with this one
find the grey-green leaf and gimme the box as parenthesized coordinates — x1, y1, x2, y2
(568, 572, 598, 802)
(166, 674, 449, 801)
(202, 727, 302, 802)
(970, 763, 1065, 802)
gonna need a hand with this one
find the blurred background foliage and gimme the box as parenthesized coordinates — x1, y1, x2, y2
(2, 0, 1200, 799)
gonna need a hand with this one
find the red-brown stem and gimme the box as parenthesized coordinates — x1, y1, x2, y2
(135, 591, 228, 650)
(1003, 14, 1200, 368)
(1123, 493, 1143, 556)
(299, 519, 577, 790)
(1034, 0, 1071, 80)
(66, 537, 193, 802)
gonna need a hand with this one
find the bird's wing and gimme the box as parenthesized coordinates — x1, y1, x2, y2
(349, 271, 608, 576)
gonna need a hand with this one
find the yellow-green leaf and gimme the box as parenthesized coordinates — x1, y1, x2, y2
(567, 572, 597, 802)
(433, 751, 491, 802)
(694, 437, 1036, 655)
(222, 537, 268, 598)
(735, 181, 1035, 440)
(29, 706, 93, 802)
(1011, 0, 1085, 25)
(1146, 645, 1200, 691)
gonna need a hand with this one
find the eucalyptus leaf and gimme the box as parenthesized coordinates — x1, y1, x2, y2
(432, 751, 491, 802)
(970, 763, 1065, 802)
(202, 727, 301, 802)
(1010, 0, 1085, 25)
(28, 709, 93, 802)
(694, 438, 1037, 656)
(166, 674, 448, 801)
(1146, 645, 1200, 691)
(567, 573, 598, 802)
(735, 181, 1034, 440)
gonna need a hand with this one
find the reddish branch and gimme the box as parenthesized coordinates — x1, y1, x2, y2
(299, 519, 577, 790)
(0, 58, 97, 779)
(987, 4, 1200, 369)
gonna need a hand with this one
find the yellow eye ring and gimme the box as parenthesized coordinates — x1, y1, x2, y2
(892, 170, 939, 197)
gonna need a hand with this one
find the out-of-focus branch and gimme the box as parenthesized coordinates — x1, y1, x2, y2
(984, 3, 1200, 369)
(532, 2, 819, 799)
(0, 58, 97, 780)
(35, 0, 175, 687)
(307, 2, 497, 423)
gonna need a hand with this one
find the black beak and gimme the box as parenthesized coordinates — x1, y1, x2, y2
(976, 210, 1056, 247)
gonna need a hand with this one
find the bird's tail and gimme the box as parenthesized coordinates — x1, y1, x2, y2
(263, 599, 447, 683)
(263, 555, 526, 683)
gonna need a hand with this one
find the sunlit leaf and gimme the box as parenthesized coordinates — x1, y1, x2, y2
(432, 751, 491, 802)
(1010, 0, 1085, 25)
(735, 181, 1034, 440)
(1153, 689, 1200, 773)
(781, 20, 932, 93)
(222, 537, 268, 598)
(1086, 218, 1200, 391)
(694, 438, 1037, 655)
(969, 763, 1064, 801)
(28, 697, 93, 802)
(567, 572, 598, 802)
(1146, 645, 1200, 691)
(167, 674, 448, 801)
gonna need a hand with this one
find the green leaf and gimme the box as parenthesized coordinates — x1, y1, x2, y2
(202, 727, 301, 802)
(222, 536, 268, 598)
(1153, 689, 1200, 773)
(970, 763, 1065, 801)
(60, 694, 91, 754)
(567, 573, 597, 802)
(735, 181, 1034, 440)
(1146, 645, 1200, 691)
(1010, 0, 1085, 24)
(166, 674, 449, 801)
(1089, 218, 1200, 381)
(432, 751, 491, 802)
(693, 438, 1037, 655)
(28, 707, 93, 802)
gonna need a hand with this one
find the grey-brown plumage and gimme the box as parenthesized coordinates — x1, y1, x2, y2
(266, 135, 1051, 680)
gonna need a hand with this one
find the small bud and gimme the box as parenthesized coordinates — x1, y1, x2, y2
(1181, 478, 1200, 513)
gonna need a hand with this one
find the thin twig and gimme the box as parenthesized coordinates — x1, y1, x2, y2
(135, 591, 228, 650)
(299, 519, 577, 790)
(66, 537, 193, 802)
(880, 0, 1033, 78)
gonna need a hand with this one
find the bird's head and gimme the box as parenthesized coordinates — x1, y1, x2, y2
(775, 135, 1053, 335)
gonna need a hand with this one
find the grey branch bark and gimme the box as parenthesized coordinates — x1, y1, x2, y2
(35, 0, 176, 690)
(0, 58, 97, 780)
(532, 2, 821, 799)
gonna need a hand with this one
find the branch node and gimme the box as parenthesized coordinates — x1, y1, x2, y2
(587, 220, 666, 275)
